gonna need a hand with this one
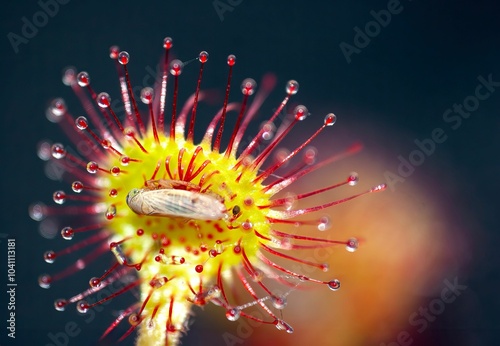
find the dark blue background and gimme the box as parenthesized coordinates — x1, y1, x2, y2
(1, 1, 499, 345)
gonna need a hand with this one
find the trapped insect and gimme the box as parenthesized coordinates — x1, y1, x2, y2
(126, 179, 227, 220)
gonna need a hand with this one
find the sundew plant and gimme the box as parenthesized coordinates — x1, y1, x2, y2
(31, 37, 386, 345)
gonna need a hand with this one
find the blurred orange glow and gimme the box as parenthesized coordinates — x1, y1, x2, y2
(193, 123, 468, 346)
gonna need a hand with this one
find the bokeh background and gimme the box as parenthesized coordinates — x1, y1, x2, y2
(1, 1, 499, 345)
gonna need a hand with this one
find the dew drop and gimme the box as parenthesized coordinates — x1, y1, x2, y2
(105, 204, 117, 220)
(29, 203, 46, 221)
(272, 295, 287, 309)
(118, 51, 130, 65)
(214, 240, 223, 252)
(110, 243, 127, 265)
(163, 37, 173, 49)
(97, 92, 111, 108)
(251, 269, 264, 282)
(225, 308, 240, 321)
(348, 172, 359, 186)
(304, 147, 317, 165)
(125, 128, 137, 139)
(72, 181, 83, 193)
(51, 143, 66, 159)
(198, 51, 209, 63)
(147, 320, 155, 329)
(47, 98, 66, 120)
(100, 139, 111, 149)
(86, 161, 99, 174)
(77, 71, 90, 87)
(241, 220, 253, 231)
(140, 87, 154, 104)
(161, 237, 171, 247)
(195, 264, 204, 273)
(294, 105, 309, 121)
(280, 237, 291, 249)
(44, 250, 56, 264)
(324, 113, 336, 126)
(206, 286, 221, 300)
(38, 274, 52, 289)
(89, 277, 101, 288)
(170, 59, 183, 76)
(54, 299, 67, 311)
(261, 121, 275, 140)
(283, 193, 297, 211)
(62, 67, 76, 86)
(76, 300, 89, 314)
(317, 216, 330, 231)
(241, 78, 256, 96)
(274, 148, 290, 165)
(53, 191, 66, 205)
(240, 156, 253, 167)
(109, 45, 119, 59)
(328, 279, 341, 291)
(61, 226, 74, 240)
(346, 238, 359, 252)
(275, 319, 294, 333)
(149, 277, 168, 289)
(75, 116, 88, 130)
(129, 313, 140, 326)
(286, 80, 299, 95)
(109, 189, 118, 197)
(192, 293, 206, 306)
(120, 156, 130, 166)
(227, 54, 236, 66)
(174, 256, 185, 264)
(37, 141, 52, 161)
(110, 166, 120, 176)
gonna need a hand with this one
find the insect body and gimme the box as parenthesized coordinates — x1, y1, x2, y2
(126, 179, 227, 220)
